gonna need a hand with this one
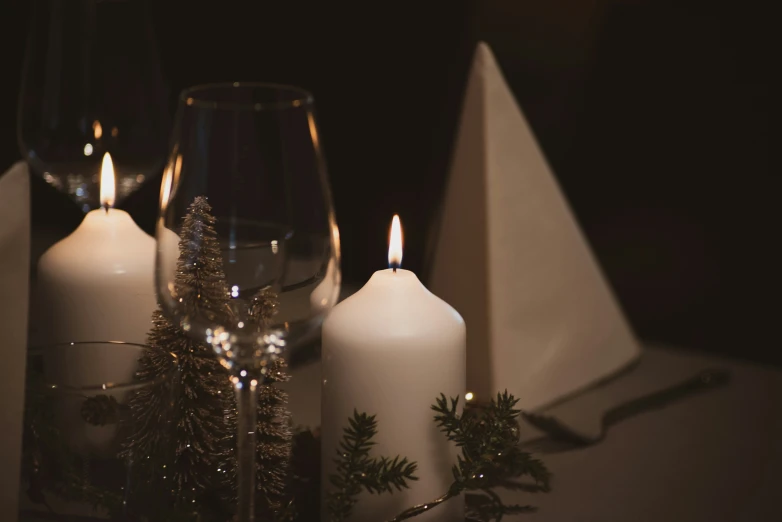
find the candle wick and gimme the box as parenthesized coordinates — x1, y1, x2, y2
(102, 202, 110, 214)
(393, 267, 397, 274)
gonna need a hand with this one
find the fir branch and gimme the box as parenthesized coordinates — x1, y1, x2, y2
(326, 411, 377, 521)
(362, 456, 419, 494)
(326, 411, 419, 522)
(432, 394, 463, 442)
(385, 391, 550, 522)
(326, 391, 550, 521)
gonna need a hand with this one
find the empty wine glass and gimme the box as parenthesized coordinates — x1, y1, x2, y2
(156, 83, 340, 521)
(18, 0, 169, 212)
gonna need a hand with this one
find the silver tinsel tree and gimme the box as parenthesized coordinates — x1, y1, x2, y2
(222, 286, 293, 518)
(123, 196, 235, 517)
(123, 197, 292, 520)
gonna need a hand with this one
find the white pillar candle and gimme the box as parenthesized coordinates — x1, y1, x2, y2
(36, 153, 156, 382)
(322, 216, 466, 521)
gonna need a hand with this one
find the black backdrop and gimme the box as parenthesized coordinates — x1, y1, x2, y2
(1, 0, 778, 365)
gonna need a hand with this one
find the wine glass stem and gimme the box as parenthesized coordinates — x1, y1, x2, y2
(234, 370, 259, 522)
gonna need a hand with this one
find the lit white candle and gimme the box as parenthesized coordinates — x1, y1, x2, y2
(322, 215, 466, 521)
(36, 152, 156, 369)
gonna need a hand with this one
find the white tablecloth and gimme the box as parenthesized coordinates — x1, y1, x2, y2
(285, 345, 782, 522)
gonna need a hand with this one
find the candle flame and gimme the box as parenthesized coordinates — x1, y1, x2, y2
(388, 214, 403, 269)
(100, 152, 116, 208)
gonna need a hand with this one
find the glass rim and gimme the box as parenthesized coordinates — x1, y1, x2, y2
(179, 82, 314, 111)
(27, 341, 178, 394)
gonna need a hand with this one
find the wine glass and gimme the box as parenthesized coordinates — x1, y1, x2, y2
(156, 83, 340, 521)
(18, 0, 169, 212)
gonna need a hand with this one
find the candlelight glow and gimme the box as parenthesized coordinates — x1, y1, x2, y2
(93, 120, 103, 139)
(388, 214, 403, 268)
(160, 164, 173, 211)
(100, 152, 116, 208)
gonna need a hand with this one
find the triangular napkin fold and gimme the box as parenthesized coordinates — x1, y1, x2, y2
(429, 42, 640, 410)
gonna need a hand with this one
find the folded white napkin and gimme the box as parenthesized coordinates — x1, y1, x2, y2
(429, 42, 640, 410)
(0, 162, 30, 514)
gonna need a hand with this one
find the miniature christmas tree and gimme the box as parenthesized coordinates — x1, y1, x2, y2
(123, 196, 293, 520)
(122, 196, 234, 516)
(222, 286, 293, 519)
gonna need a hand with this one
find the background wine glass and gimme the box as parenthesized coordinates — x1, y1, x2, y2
(18, 0, 169, 213)
(156, 82, 340, 521)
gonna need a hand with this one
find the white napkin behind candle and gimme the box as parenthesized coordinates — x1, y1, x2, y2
(429, 42, 641, 410)
(0, 161, 31, 514)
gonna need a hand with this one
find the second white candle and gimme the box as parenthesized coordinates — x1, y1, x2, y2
(321, 216, 466, 521)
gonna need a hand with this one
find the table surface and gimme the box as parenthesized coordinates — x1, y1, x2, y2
(284, 345, 782, 522)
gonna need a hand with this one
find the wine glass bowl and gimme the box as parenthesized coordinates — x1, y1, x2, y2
(157, 82, 339, 361)
(156, 82, 340, 521)
(18, 0, 169, 211)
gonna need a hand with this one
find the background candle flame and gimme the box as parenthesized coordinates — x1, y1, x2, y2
(388, 214, 403, 268)
(100, 152, 116, 208)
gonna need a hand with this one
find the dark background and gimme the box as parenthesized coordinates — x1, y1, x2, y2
(1, 0, 778, 364)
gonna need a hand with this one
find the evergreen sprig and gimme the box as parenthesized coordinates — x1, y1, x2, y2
(363, 456, 419, 494)
(434, 391, 551, 522)
(326, 411, 419, 522)
(327, 391, 550, 522)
